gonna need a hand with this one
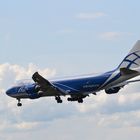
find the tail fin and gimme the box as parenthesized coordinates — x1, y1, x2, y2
(118, 40, 140, 69)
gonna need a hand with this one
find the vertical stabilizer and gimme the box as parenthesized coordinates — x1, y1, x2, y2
(118, 40, 140, 69)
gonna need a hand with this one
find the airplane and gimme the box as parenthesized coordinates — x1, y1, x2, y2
(6, 40, 140, 107)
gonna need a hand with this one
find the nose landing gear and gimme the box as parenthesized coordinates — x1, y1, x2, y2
(17, 99, 22, 107)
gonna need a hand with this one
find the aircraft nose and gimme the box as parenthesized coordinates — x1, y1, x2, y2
(6, 88, 17, 97)
(6, 88, 12, 96)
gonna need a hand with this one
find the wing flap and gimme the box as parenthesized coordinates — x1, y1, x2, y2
(32, 72, 52, 89)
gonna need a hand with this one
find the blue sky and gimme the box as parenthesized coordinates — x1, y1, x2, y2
(1, 0, 140, 75)
(1, 0, 140, 140)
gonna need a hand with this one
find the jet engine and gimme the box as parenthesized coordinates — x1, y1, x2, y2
(105, 87, 121, 94)
(25, 84, 42, 99)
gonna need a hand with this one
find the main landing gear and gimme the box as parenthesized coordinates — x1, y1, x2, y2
(67, 97, 83, 103)
(17, 99, 22, 107)
(77, 98, 83, 103)
(55, 96, 63, 103)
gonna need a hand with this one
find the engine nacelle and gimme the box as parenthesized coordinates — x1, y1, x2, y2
(25, 84, 41, 99)
(105, 87, 120, 94)
(34, 85, 41, 92)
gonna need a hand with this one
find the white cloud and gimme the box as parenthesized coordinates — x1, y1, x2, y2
(0, 63, 57, 132)
(7, 114, 140, 140)
(99, 32, 132, 41)
(0, 63, 56, 89)
(76, 12, 106, 20)
(15, 122, 39, 130)
(1, 63, 140, 139)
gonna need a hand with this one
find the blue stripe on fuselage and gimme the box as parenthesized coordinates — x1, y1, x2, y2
(53, 72, 113, 94)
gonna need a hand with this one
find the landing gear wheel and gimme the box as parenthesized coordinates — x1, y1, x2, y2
(55, 96, 63, 103)
(67, 98, 71, 101)
(78, 99, 83, 103)
(17, 99, 22, 107)
(57, 100, 62, 103)
(17, 103, 22, 107)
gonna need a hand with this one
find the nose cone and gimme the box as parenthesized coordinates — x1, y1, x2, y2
(6, 88, 13, 97)
(6, 87, 18, 98)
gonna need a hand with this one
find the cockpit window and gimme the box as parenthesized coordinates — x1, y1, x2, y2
(10, 87, 21, 94)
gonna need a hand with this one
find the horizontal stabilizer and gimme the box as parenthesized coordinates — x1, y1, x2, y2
(120, 68, 139, 75)
(110, 79, 140, 89)
(127, 79, 140, 84)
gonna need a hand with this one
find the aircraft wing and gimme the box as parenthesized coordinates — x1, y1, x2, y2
(32, 72, 64, 96)
(111, 79, 140, 89)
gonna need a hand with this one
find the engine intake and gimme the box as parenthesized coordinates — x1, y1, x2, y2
(25, 84, 42, 99)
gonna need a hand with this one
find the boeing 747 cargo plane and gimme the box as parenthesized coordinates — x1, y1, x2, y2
(6, 41, 140, 106)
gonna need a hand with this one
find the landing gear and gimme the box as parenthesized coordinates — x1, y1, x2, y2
(17, 99, 22, 107)
(67, 97, 84, 103)
(17, 102, 22, 107)
(55, 96, 63, 103)
(78, 98, 83, 103)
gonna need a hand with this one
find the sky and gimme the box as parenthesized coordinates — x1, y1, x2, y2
(1, 0, 140, 140)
